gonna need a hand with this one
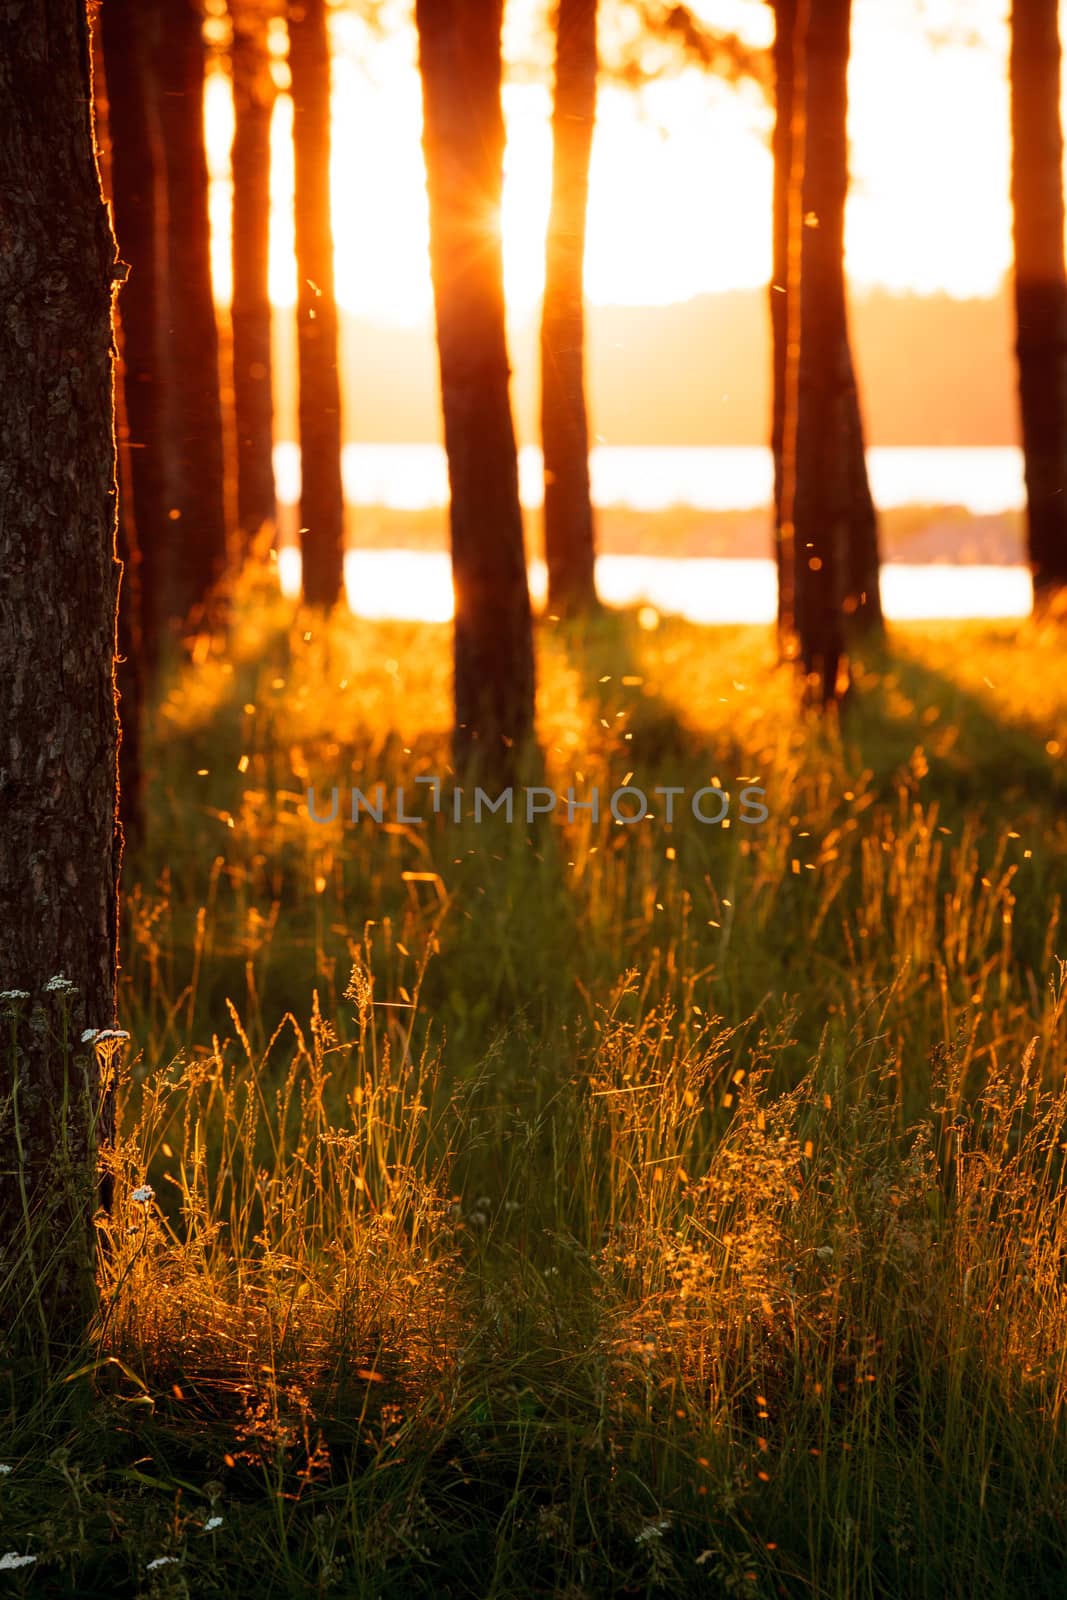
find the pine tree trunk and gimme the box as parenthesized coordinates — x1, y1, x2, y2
(155, 0, 228, 622)
(97, 0, 154, 848)
(779, 0, 856, 701)
(1011, 0, 1067, 601)
(232, 6, 277, 556)
(289, 0, 345, 609)
(542, 0, 599, 617)
(415, 0, 536, 772)
(0, 0, 122, 1366)
(772, 0, 880, 652)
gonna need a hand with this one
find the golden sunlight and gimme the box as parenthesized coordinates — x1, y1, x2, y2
(204, 0, 1062, 330)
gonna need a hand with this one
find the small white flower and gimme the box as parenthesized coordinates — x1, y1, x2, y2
(203, 1515, 223, 1532)
(96, 1028, 130, 1042)
(131, 1185, 155, 1205)
(0, 990, 30, 1003)
(0, 1553, 36, 1570)
(635, 1518, 671, 1544)
(0, 1464, 11, 1475)
(45, 975, 76, 994)
(146, 1556, 178, 1570)
(81, 1028, 100, 1043)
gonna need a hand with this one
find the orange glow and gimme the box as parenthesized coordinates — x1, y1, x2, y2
(204, 0, 1062, 329)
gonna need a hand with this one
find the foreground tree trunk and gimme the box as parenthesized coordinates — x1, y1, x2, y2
(1011, 0, 1067, 601)
(778, 0, 863, 700)
(289, 0, 345, 608)
(771, 0, 880, 648)
(542, 0, 599, 616)
(98, 0, 159, 847)
(155, 0, 228, 622)
(0, 0, 122, 1367)
(416, 0, 536, 769)
(232, 4, 278, 557)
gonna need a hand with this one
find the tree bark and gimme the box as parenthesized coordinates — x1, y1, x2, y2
(1011, 0, 1067, 601)
(542, 0, 599, 617)
(771, 0, 880, 651)
(155, 0, 229, 622)
(232, 4, 277, 556)
(289, 0, 345, 608)
(98, 0, 157, 847)
(0, 0, 122, 1365)
(778, 0, 861, 701)
(415, 0, 536, 771)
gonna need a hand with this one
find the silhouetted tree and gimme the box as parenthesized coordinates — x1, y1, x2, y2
(97, 0, 157, 847)
(542, 0, 599, 616)
(289, 0, 345, 608)
(771, 0, 879, 649)
(1010, 0, 1067, 601)
(779, 0, 869, 700)
(0, 0, 122, 1364)
(156, 0, 228, 621)
(415, 0, 536, 769)
(232, 1, 278, 554)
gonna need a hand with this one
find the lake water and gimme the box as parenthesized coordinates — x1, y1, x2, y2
(273, 443, 1034, 623)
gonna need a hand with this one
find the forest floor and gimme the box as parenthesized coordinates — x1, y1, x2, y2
(4, 590, 1067, 1597)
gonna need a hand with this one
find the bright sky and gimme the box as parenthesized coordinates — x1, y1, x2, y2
(206, 0, 1055, 326)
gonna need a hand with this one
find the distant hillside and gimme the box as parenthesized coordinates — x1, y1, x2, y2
(271, 283, 1020, 449)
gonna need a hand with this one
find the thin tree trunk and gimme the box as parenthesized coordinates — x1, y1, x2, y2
(772, 0, 879, 649)
(0, 0, 122, 1365)
(542, 0, 599, 617)
(289, 0, 345, 608)
(415, 0, 536, 772)
(780, 0, 853, 702)
(1011, 0, 1067, 601)
(232, 5, 277, 556)
(155, 0, 228, 622)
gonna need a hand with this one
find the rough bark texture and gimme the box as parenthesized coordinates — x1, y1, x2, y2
(0, 0, 122, 1364)
(779, 0, 854, 701)
(232, 4, 277, 554)
(155, 0, 228, 620)
(541, 0, 599, 617)
(289, 0, 345, 608)
(771, 0, 880, 648)
(97, 0, 153, 846)
(1011, 0, 1067, 600)
(416, 0, 536, 771)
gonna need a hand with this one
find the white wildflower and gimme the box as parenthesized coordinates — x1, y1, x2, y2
(0, 1553, 36, 1570)
(96, 1028, 130, 1042)
(0, 1464, 11, 1475)
(131, 1185, 155, 1205)
(81, 1028, 100, 1043)
(44, 975, 75, 994)
(635, 1518, 671, 1544)
(203, 1515, 223, 1532)
(0, 990, 30, 1002)
(146, 1556, 178, 1570)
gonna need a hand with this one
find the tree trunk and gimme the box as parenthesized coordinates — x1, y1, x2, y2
(771, 0, 880, 650)
(155, 0, 229, 622)
(542, 0, 599, 617)
(98, 0, 157, 849)
(232, 5, 277, 557)
(289, 0, 345, 608)
(0, 0, 122, 1366)
(1011, 0, 1067, 601)
(415, 0, 536, 772)
(779, 0, 858, 701)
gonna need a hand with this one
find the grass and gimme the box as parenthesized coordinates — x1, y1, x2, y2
(3, 579, 1067, 1597)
